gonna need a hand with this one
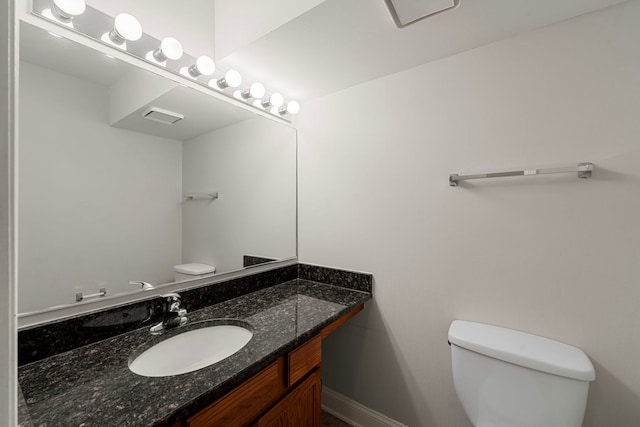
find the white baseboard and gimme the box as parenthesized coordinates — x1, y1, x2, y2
(322, 386, 408, 427)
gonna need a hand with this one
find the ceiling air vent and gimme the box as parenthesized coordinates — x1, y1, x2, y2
(141, 106, 184, 125)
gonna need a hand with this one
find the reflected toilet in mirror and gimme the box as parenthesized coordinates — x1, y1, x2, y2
(173, 263, 216, 282)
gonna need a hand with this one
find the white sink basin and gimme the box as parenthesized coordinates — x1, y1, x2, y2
(129, 321, 253, 377)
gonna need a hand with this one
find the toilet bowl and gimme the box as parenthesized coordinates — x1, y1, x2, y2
(448, 320, 595, 427)
(173, 263, 215, 282)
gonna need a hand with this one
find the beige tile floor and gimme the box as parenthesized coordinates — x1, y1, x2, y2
(321, 410, 353, 427)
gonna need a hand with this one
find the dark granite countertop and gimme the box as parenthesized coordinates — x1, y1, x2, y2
(18, 279, 371, 426)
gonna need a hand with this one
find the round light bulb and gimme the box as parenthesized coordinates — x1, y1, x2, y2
(214, 70, 242, 90)
(269, 93, 284, 108)
(111, 13, 142, 43)
(153, 37, 183, 62)
(52, 0, 86, 19)
(189, 55, 215, 77)
(249, 83, 266, 99)
(261, 92, 284, 109)
(241, 82, 265, 100)
(225, 70, 242, 88)
(282, 100, 300, 115)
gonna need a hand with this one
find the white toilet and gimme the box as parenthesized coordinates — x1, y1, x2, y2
(448, 320, 595, 427)
(173, 263, 216, 282)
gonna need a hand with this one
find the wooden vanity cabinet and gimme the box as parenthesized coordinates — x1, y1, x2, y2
(182, 304, 363, 427)
(186, 358, 288, 427)
(254, 368, 321, 427)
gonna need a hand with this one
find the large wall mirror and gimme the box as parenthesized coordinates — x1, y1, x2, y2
(18, 21, 297, 316)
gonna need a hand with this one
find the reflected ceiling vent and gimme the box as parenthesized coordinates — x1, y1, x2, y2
(141, 106, 184, 125)
(385, 0, 460, 28)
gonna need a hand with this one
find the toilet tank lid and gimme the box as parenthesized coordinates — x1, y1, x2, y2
(174, 263, 216, 275)
(448, 320, 595, 382)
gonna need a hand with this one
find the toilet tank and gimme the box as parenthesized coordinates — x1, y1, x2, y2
(448, 321, 595, 427)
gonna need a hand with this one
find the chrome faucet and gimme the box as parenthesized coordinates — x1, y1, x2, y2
(130, 280, 154, 291)
(150, 293, 187, 334)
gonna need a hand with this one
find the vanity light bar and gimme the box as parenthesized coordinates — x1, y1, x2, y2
(33, 0, 300, 119)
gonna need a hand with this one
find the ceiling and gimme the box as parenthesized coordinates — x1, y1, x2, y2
(216, 0, 629, 102)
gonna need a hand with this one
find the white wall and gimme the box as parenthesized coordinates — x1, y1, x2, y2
(0, 1, 17, 425)
(18, 61, 183, 313)
(182, 117, 296, 273)
(298, 2, 640, 426)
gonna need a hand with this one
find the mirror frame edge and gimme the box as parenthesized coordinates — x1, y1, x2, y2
(2, 0, 18, 425)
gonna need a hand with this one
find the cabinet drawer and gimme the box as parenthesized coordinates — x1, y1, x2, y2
(287, 335, 321, 387)
(187, 357, 286, 427)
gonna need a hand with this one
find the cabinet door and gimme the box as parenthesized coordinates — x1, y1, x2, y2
(187, 358, 286, 427)
(255, 369, 321, 427)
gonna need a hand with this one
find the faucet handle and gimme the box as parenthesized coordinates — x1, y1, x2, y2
(160, 293, 183, 312)
(130, 281, 154, 290)
(160, 292, 181, 301)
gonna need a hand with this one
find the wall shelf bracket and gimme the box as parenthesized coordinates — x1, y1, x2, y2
(449, 162, 593, 187)
(75, 288, 107, 302)
(183, 192, 219, 200)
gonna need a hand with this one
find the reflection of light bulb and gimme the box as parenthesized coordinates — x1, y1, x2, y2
(240, 82, 266, 100)
(279, 100, 300, 115)
(51, 0, 86, 21)
(43, 9, 72, 27)
(101, 13, 142, 49)
(146, 37, 183, 66)
(214, 70, 242, 90)
(187, 56, 215, 78)
(262, 93, 284, 109)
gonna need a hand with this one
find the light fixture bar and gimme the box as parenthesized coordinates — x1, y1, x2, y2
(31, 0, 298, 121)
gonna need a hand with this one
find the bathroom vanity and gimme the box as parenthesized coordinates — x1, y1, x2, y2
(181, 312, 355, 427)
(15, 5, 371, 425)
(18, 264, 372, 426)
